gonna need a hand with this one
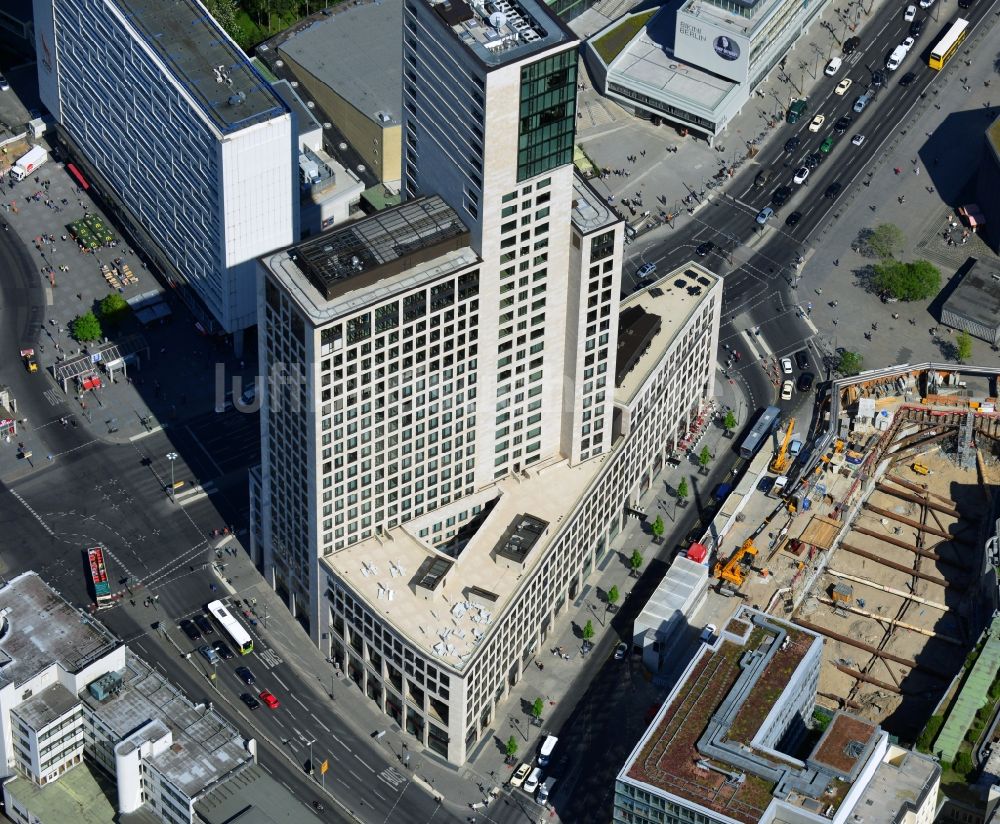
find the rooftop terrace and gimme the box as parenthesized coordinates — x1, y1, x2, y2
(114, 0, 287, 134)
(571, 172, 619, 234)
(0, 572, 119, 689)
(425, 0, 574, 66)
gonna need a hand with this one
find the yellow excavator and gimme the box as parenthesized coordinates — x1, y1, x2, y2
(770, 418, 796, 475)
(713, 538, 759, 586)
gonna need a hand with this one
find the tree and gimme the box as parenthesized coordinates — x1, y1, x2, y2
(698, 446, 712, 469)
(956, 330, 973, 363)
(582, 619, 595, 641)
(953, 749, 975, 780)
(676, 479, 689, 501)
(531, 697, 544, 720)
(873, 259, 941, 301)
(203, 0, 239, 37)
(71, 311, 102, 342)
(862, 223, 905, 259)
(651, 515, 665, 540)
(99, 292, 130, 326)
(606, 585, 620, 608)
(629, 549, 644, 576)
(505, 735, 518, 758)
(723, 409, 737, 433)
(837, 350, 863, 376)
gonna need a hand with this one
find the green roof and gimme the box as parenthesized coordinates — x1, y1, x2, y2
(591, 10, 657, 64)
(5, 764, 118, 824)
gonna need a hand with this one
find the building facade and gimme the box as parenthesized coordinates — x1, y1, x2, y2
(32, 0, 296, 345)
(253, 0, 722, 767)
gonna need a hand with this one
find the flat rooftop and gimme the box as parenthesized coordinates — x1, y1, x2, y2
(4, 762, 119, 824)
(276, 0, 402, 126)
(114, 0, 287, 134)
(83, 651, 251, 798)
(424, 0, 575, 67)
(262, 195, 478, 323)
(195, 763, 323, 823)
(942, 258, 1000, 330)
(572, 172, 620, 234)
(614, 262, 720, 405)
(323, 454, 609, 666)
(0, 571, 119, 689)
(14, 682, 78, 730)
(850, 749, 939, 823)
(607, 12, 737, 114)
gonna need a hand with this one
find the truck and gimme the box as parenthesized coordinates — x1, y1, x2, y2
(87, 545, 114, 609)
(10, 146, 48, 181)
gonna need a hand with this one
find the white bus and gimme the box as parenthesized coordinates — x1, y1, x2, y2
(206, 600, 254, 655)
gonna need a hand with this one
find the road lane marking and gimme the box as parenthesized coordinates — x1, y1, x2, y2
(291, 693, 308, 709)
(270, 671, 289, 689)
(310, 713, 331, 732)
(353, 754, 375, 773)
(349, 770, 363, 782)
(330, 733, 351, 752)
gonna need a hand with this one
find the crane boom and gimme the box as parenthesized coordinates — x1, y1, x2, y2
(770, 418, 796, 475)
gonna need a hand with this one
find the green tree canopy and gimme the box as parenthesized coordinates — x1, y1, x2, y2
(505, 735, 518, 757)
(698, 446, 712, 467)
(71, 311, 102, 342)
(862, 223, 905, 259)
(531, 697, 544, 719)
(837, 350, 863, 376)
(873, 259, 940, 301)
(651, 515, 665, 538)
(629, 549, 644, 573)
(723, 409, 737, 432)
(99, 292, 130, 326)
(676, 479, 689, 500)
(607, 585, 620, 606)
(582, 619, 595, 641)
(956, 330, 973, 363)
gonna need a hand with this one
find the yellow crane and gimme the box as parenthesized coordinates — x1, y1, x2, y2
(713, 538, 759, 586)
(770, 418, 796, 475)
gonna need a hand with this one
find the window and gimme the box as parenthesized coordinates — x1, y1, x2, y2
(517, 49, 577, 181)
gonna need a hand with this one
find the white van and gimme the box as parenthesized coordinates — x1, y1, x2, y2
(886, 45, 906, 70)
(824, 56, 843, 76)
(524, 767, 544, 794)
(538, 734, 558, 767)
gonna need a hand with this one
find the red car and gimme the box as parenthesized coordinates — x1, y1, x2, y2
(259, 689, 280, 710)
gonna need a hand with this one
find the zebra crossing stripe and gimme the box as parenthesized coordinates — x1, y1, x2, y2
(9, 491, 55, 536)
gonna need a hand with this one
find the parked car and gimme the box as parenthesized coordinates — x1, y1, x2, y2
(824, 57, 843, 76)
(198, 644, 220, 665)
(872, 69, 886, 87)
(781, 357, 793, 374)
(804, 151, 822, 169)
(510, 763, 531, 788)
(910, 17, 924, 36)
(808, 114, 825, 132)
(793, 167, 810, 184)
(700, 624, 717, 643)
(180, 619, 201, 641)
(259, 689, 280, 710)
(194, 614, 214, 636)
(820, 135, 835, 153)
(853, 93, 871, 113)
(524, 767, 544, 794)
(785, 211, 802, 227)
(784, 136, 801, 152)
(614, 641, 629, 660)
(904, 4, 916, 20)
(835, 78, 853, 95)
(756, 206, 774, 225)
(919, 0, 934, 9)
(636, 262, 656, 279)
(781, 380, 794, 400)
(240, 692, 261, 711)
(794, 350, 810, 370)
(824, 182, 843, 199)
(755, 168, 776, 187)
(212, 639, 234, 660)
(235, 665, 255, 685)
(797, 372, 816, 391)
(834, 115, 852, 135)
(901, 36, 915, 53)
(0, 75, 9, 92)
(899, 71, 917, 87)
(843, 36, 861, 55)
(772, 186, 792, 206)
(852, 133, 866, 146)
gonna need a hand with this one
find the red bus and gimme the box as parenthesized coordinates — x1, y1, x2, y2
(66, 163, 90, 190)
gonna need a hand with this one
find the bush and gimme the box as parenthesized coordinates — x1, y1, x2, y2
(837, 350, 863, 376)
(71, 311, 102, 342)
(99, 292, 130, 326)
(916, 715, 944, 753)
(956, 330, 973, 363)
(953, 749, 975, 780)
(873, 259, 941, 301)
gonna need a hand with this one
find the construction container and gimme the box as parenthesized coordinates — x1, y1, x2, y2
(831, 583, 853, 604)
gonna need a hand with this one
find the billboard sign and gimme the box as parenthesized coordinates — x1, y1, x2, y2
(674, 16, 750, 82)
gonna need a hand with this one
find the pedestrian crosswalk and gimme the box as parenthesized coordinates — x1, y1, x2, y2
(378, 767, 407, 789)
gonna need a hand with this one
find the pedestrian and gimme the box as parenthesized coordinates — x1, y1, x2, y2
(914, 166, 919, 175)
(833, 259, 839, 266)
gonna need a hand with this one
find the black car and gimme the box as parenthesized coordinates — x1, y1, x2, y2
(899, 71, 917, 87)
(785, 211, 802, 227)
(179, 619, 201, 641)
(240, 692, 261, 711)
(909, 17, 924, 36)
(872, 70, 886, 88)
(235, 665, 255, 685)
(772, 185, 792, 207)
(804, 152, 822, 169)
(958, 0, 971, 9)
(843, 36, 860, 55)
(212, 639, 234, 660)
(696, 240, 715, 256)
(834, 115, 852, 135)
(797, 372, 816, 391)
(784, 136, 801, 153)
(794, 350, 810, 370)
(824, 182, 843, 199)
(194, 614, 215, 635)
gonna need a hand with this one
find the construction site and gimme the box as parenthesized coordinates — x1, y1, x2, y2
(699, 362, 1000, 742)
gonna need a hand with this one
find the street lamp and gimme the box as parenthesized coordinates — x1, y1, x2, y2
(306, 738, 316, 778)
(166, 452, 178, 501)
